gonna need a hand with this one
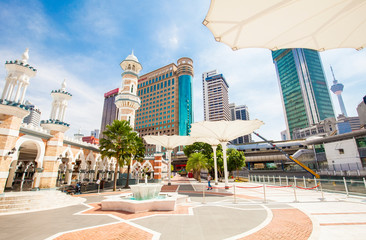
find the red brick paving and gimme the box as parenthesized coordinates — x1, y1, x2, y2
(83, 203, 190, 220)
(241, 209, 313, 240)
(55, 222, 153, 240)
(161, 185, 179, 192)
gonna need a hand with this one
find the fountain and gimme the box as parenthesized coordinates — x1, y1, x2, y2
(101, 182, 188, 213)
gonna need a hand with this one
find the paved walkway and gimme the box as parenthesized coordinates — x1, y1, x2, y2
(1, 175, 366, 239)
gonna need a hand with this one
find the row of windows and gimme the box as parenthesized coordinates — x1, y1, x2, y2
(137, 109, 175, 117)
(136, 119, 174, 126)
(139, 73, 173, 87)
(138, 78, 175, 92)
(137, 124, 175, 129)
(139, 84, 175, 95)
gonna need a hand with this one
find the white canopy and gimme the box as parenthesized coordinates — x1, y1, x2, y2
(143, 135, 194, 150)
(190, 120, 264, 141)
(203, 0, 366, 51)
(143, 135, 195, 185)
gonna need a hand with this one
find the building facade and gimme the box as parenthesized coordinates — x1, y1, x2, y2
(0, 50, 164, 194)
(229, 103, 251, 143)
(99, 88, 119, 139)
(357, 96, 366, 128)
(23, 101, 41, 127)
(202, 70, 230, 121)
(272, 48, 335, 139)
(135, 57, 194, 154)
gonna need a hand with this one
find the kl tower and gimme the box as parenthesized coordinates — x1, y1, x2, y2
(115, 51, 142, 128)
(330, 66, 348, 117)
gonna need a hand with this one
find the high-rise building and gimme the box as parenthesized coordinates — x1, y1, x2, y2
(99, 88, 119, 138)
(202, 70, 230, 121)
(22, 101, 41, 127)
(229, 103, 251, 144)
(357, 96, 366, 128)
(135, 57, 194, 154)
(90, 129, 100, 139)
(330, 66, 347, 117)
(272, 48, 335, 139)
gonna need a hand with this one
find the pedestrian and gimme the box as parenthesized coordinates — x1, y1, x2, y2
(207, 173, 213, 190)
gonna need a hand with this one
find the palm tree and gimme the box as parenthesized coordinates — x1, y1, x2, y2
(186, 152, 209, 182)
(100, 120, 142, 191)
(124, 131, 145, 188)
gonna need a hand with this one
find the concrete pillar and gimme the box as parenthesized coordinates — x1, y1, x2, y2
(212, 145, 218, 185)
(66, 169, 72, 185)
(0, 107, 28, 194)
(6, 160, 17, 188)
(221, 142, 229, 188)
(19, 84, 28, 104)
(6, 82, 15, 100)
(154, 153, 163, 181)
(32, 168, 43, 189)
(14, 82, 23, 102)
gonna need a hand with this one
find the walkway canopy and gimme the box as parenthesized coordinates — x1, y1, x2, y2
(190, 120, 264, 188)
(203, 0, 366, 51)
(143, 135, 195, 185)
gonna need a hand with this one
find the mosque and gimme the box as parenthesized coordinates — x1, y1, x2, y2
(0, 49, 165, 194)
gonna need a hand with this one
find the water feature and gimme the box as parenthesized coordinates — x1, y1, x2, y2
(101, 182, 188, 213)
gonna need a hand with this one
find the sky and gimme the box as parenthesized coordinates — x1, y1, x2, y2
(0, 0, 365, 141)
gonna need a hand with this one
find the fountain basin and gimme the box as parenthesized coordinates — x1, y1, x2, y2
(101, 193, 188, 213)
(130, 184, 162, 200)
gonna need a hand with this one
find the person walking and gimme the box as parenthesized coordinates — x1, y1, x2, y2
(207, 173, 213, 190)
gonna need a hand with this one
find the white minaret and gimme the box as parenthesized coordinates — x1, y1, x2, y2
(49, 79, 72, 122)
(1, 48, 37, 103)
(115, 51, 142, 129)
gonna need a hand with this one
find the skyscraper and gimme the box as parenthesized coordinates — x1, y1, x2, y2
(135, 58, 194, 154)
(229, 103, 251, 144)
(22, 101, 41, 127)
(100, 88, 119, 139)
(272, 48, 335, 139)
(202, 70, 230, 121)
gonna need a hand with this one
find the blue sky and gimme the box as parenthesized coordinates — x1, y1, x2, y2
(0, 0, 365, 141)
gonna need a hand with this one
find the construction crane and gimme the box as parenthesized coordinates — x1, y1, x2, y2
(253, 132, 320, 178)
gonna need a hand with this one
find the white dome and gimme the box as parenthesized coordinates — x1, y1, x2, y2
(125, 51, 139, 62)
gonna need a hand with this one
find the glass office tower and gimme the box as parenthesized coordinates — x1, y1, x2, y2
(272, 48, 335, 139)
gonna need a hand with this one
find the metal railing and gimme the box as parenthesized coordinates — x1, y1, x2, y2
(250, 174, 366, 196)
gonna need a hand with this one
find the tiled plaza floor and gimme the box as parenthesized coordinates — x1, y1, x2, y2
(1, 175, 366, 239)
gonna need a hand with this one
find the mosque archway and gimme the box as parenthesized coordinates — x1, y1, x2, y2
(5, 141, 39, 191)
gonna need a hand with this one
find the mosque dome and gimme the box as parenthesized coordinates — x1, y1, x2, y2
(125, 51, 139, 62)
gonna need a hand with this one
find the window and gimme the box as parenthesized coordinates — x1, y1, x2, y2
(338, 149, 345, 154)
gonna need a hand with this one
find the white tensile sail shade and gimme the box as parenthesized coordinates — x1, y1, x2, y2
(203, 0, 366, 51)
(190, 120, 264, 188)
(190, 120, 264, 141)
(143, 135, 194, 150)
(143, 135, 195, 185)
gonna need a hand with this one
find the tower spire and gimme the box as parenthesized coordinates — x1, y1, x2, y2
(330, 66, 347, 117)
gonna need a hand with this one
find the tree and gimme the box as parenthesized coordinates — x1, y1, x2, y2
(227, 148, 245, 179)
(99, 120, 144, 191)
(186, 152, 209, 182)
(183, 142, 212, 160)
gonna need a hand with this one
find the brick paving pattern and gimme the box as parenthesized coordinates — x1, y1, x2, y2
(83, 203, 190, 220)
(55, 222, 153, 240)
(242, 209, 313, 240)
(161, 185, 179, 192)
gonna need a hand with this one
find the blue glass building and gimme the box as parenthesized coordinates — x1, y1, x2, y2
(272, 48, 335, 139)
